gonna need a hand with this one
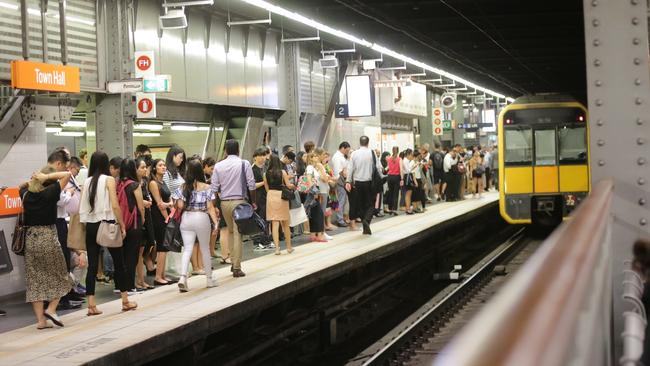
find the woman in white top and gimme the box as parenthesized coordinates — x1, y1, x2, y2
(163, 146, 186, 193)
(305, 153, 326, 242)
(79, 152, 137, 315)
(314, 148, 335, 238)
(402, 149, 419, 215)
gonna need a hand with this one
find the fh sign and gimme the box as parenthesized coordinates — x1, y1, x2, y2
(134, 51, 155, 78)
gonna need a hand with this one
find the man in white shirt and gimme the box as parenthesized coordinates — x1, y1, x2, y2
(442, 148, 457, 201)
(345, 136, 383, 235)
(330, 142, 350, 227)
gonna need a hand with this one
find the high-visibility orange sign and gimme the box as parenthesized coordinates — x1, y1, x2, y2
(11, 60, 80, 93)
(0, 188, 22, 217)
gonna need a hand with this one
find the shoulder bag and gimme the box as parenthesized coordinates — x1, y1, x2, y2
(371, 153, 384, 194)
(162, 208, 183, 252)
(97, 221, 123, 248)
(11, 191, 28, 256)
(67, 213, 86, 251)
(233, 161, 266, 235)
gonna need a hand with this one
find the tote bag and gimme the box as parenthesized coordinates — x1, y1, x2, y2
(289, 205, 309, 227)
(67, 214, 86, 251)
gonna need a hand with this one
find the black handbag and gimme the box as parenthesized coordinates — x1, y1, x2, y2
(11, 191, 28, 256)
(162, 211, 183, 252)
(281, 186, 294, 200)
(371, 153, 384, 194)
(232, 161, 266, 235)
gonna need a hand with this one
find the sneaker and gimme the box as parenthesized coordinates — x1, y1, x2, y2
(113, 289, 120, 294)
(178, 276, 188, 293)
(263, 243, 275, 250)
(253, 243, 267, 251)
(206, 277, 217, 288)
(324, 233, 333, 240)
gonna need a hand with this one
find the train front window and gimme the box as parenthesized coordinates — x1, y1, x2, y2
(558, 125, 587, 164)
(504, 127, 532, 165)
(534, 129, 557, 166)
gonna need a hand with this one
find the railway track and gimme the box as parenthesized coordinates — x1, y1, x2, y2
(348, 228, 541, 366)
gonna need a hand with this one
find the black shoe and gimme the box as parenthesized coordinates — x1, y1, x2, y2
(56, 301, 81, 311)
(67, 292, 85, 302)
(362, 222, 372, 235)
(0, 309, 6, 316)
(335, 221, 348, 228)
(232, 269, 246, 278)
(230, 265, 234, 273)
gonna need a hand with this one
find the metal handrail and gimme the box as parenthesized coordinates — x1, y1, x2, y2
(435, 179, 614, 366)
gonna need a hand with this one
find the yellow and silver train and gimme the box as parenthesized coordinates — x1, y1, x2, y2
(498, 95, 590, 225)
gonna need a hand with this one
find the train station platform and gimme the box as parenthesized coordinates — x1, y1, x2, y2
(0, 193, 498, 365)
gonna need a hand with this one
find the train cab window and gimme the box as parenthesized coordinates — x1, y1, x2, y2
(504, 127, 532, 165)
(558, 126, 587, 164)
(534, 129, 557, 166)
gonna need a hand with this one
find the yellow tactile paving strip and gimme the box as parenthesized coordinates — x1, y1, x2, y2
(0, 193, 498, 365)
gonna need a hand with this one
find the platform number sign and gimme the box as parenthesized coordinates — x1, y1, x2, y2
(432, 107, 443, 136)
(136, 93, 156, 118)
(134, 51, 155, 78)
(335, 104, 349, 118)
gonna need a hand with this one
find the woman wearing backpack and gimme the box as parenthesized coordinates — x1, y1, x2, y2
(117, 159, 146, 293)
(469, 153, 484, 198)
(174, 160, 219, 292)
(79, 151, 137, 315)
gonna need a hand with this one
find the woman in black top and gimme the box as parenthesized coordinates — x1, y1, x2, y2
(135, 157, 155, 290)
(149, 159, 174, 285)
(117, 159, 145, 293)
(22, 166, 74, 329)
(264, 155, 294, 255)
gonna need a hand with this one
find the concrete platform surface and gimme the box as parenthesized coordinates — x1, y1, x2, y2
(0, 193, 498, 365)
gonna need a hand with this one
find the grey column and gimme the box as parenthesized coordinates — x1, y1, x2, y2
(583, 0, 650, 362)
(95, 0, 135, 158)
(277, 43, 301, 151)
(418, 89, 434, 149)
(451, 97, 465, 145)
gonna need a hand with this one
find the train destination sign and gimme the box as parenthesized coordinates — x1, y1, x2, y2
(10, 60, 80, 93)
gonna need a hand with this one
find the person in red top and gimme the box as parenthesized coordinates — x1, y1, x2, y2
(384, 146, 402, 216)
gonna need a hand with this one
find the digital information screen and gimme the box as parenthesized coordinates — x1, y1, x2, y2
(345, 75, 374, 117)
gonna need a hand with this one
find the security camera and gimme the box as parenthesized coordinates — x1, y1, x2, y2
(441, 92, 457, 112)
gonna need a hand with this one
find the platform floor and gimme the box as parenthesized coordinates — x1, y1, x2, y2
(0, 193, 498, 365)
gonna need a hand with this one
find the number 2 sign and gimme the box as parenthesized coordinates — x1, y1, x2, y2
(335, 104, 349, 118)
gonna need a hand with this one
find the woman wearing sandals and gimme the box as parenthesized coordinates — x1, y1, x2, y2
(135, 157, 155, 290)
(264, 155, 294, 255)
(149, 159, 175, 286)
(22, 166, 74, 329)
(79, 151, 137, 315)
(174, 160, 220, 292)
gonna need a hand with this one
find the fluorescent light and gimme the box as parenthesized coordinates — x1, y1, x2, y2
(56, 131, 85, 137)
(46, 127, 62, 133)
(133, 132, 161, 137)
(134, 123, 163, 131)
(227, 19, 271, 26)
(281, 36, 320, 43)
(62, 121, 87, 128)
(162, 0, 214, 7)
(171, 124, 199, 131)
(214, 126, 224, 131)
(197, 126, 211, 131)
(238, 0, 513, 100)
(0, 2, 19, 10)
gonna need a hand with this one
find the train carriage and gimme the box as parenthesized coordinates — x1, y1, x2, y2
(498, 95, 590, 225)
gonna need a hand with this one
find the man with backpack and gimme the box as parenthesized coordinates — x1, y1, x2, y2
(211, 140, 256, 278)
(431, 144, 445, 201)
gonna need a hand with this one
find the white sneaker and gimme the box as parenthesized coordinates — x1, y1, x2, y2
(324, 233, 333, 240)
(206, 277, 217, 288)
(178, 276, 188, 293)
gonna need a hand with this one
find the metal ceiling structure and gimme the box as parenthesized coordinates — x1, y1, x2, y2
(261, 0, 587, 101)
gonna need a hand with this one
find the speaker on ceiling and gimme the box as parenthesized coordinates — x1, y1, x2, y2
(441, 92, 457, 113)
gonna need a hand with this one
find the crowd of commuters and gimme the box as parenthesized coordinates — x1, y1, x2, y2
(16, 136, 498, 329)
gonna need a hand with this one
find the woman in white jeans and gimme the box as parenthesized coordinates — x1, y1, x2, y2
(172, 160, 220, 292)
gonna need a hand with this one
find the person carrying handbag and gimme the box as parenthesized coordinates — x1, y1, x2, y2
(79, 151, 137, 316)
(264, 155, 295, 254)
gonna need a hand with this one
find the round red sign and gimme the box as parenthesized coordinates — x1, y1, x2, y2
(136, 55, 152, 71)
(434, 127, 442, 134)
(138, 98, 153, 114)
(433, 109, 441, 116)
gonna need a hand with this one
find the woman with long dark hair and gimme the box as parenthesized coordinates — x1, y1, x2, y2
(163, 146, 186, 194)
(385, 147, 402, 216)
(79, 152, 137, 315)
(117, 158, 145, 293)
(264, 155, 294, 254)
(174, 160, 219, 292)
(135, 157, 155, 290)
(149, 158, 174, 285)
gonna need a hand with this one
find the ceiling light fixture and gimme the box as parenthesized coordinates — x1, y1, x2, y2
(46, 127, 62, 133)
(171, 124, 199, 131)
(134, 123, 164, 131)
(56, 131, 85, 137)
(62, 121, 87, 128)
(133, 132, 161, 137)
(161, 0, 214, 7)
(238, 0, 513, 101)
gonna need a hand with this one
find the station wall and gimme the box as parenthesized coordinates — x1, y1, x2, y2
(0, 121, 47, 298)
(133, 0, 286, 110)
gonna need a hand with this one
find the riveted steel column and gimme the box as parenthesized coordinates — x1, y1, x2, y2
(584, 0, 650, 361)
(277, 42, 301, 151)
(95, 0, 135, 158)
(418, 90, 434, 148)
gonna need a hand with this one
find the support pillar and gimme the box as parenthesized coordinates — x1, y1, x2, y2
(418, 90, 434, 148)
(277, 43, 301, 151)
(451, 97, 465, 146)
(95, 0, 135, 158)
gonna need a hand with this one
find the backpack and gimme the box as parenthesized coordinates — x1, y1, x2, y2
(455, 161, 467, 175)
(433, 152, 444, 170)
(117, 179, 138, 231)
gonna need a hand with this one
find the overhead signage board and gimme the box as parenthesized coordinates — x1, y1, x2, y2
(134, 51, 155, 78)
(432, 107, 443, 136)
(107, 79, 143, 94)
(143, 75, 172, 93)
(373, 79, 411, 88)
(10, 60, 80, 93)
(335, 104, 349, 118)
(136, 92, 156, 119)
(0, 187, 22, 217)
(346, 75, 374, 117)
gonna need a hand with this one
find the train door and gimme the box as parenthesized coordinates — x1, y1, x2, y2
(531, 127, 562, 226)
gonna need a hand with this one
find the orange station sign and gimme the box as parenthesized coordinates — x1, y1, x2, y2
(0, 188, 22, 217)
(11, 60, 80, 93)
